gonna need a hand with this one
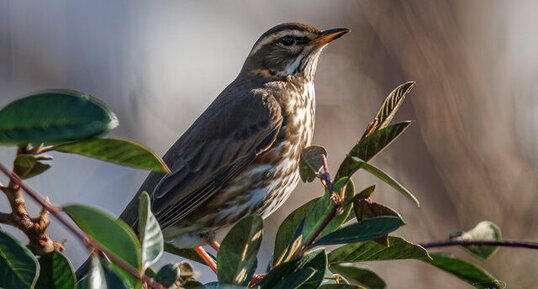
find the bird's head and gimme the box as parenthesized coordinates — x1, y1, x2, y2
(242, 23, 349, 80)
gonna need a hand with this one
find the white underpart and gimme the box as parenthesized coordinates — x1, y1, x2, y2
(283, 55, 303, 76)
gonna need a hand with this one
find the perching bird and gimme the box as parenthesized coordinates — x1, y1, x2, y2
(78, 22, 348, 277)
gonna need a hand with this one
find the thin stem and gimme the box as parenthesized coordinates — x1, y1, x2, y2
(302, 155, 340, 251)
(420, 239, 538, 250)
(0, 162, 165, 289)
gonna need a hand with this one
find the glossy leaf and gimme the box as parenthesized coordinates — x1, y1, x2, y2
(274, 192, 339, 262)
(451, 221, 502, 260)
(271, 267, 316, 289)
(363, 81, 415, 138)
(0, 89, 118, 144)
(217, 215, 263, 285)
(35, 250, 76, 289)
(353, 158, 419, 207)
(328, 236, 432, 264)
(138, 191, 164, 270)
(303, 192, 334, 242)
(13, 154, 52, 179)
(64, 205, 141, 289)
(330, 264, 386, 289)
(315, 216, 404, 246)
(299, 146, 328, 182)
(262, 249, 326, 289)
(335, 122, 411, 180)
(203, 282, 246, 289)
(144, 267, 157, 279)
(355, 185, 376, 200)
(297, 248, 327, 289)
(52, 138, 170, 173)
(427, 253, 501, 289)
(353, 201, 401, 222)
(320, 178, 356, 238)
(164, 244, 209, 266)
(353, 200, 403, 246)
(78, 257, 130, 289)
(320, 284, 366, 289)
(273, 200, 309, 265)
(0, 230, 39, 289)
(156, 264, 180, 287)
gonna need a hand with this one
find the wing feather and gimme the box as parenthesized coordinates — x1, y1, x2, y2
(120, 86, 282, 232)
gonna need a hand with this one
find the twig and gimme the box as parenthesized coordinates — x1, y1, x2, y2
(0, 162, 165, 289)
(420, 239, 538, 250)
(302, 156, 340, 250)
(0, 146, 61, 254)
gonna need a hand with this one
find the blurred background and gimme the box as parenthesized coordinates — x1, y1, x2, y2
(1, 1, 537, 288)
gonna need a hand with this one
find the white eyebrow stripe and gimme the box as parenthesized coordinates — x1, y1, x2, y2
(249, 30, 317, 56)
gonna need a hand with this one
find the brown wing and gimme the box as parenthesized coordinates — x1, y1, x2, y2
(120, 86, 282, 231)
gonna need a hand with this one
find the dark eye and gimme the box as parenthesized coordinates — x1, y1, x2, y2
(280, 36, 296, 46)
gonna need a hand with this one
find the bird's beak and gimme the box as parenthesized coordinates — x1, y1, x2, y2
(312, 28, 350, 46)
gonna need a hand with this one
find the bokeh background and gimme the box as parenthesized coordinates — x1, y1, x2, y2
(1, 1, 537, 288)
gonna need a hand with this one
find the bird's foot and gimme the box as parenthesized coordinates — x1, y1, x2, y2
(194, 246, 217, 274)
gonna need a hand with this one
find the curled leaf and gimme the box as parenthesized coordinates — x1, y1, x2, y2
(299, 146, 328, 183)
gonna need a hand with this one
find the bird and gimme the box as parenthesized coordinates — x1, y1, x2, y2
(78, 22, 348, 277)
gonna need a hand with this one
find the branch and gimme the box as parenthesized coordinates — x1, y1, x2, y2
(0, 146, 62, 254)
(0, 162, 165, 289)
(420, 239, 538, 250)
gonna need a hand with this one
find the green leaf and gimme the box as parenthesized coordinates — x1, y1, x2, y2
(353, 200, 402, 223)
(0, 89, 118, 144)
(273, 200, 310, 266)
(355, 185, 376, 200)
(164, 244, 209, 266)
(303, 193, 334, 242)
(330, 264, 385, 289)
(78, 257, 130, 289)
(335, 122, 411, 180)
(319, 284, 366, 289)
(144, 267, 157, 279)
(299, 146, 328, 183)
(363, 81, 415, 138)
(273, 179, 354, 267)
(271, 267, 316, 289)
(217, 215, 263, 285)
(353, 200, 403, 246)
(353, 159, 419, 207)
(328, 236, 432, 264)
(451, 221, 502, 260)
(156, 264, 180, 287)
(297, 249, 327, 289)
(262, 249, 326, 289)
(35, 251, 76, 289)
(63, 205, 141, 289)
(320, 178, 356, 238)
(138, 191, 164, 270)
(13, 154, 52, 179)
(315, 216, 404, 246)
(203, 282, 246, 289)
(273, 194, 333, 266)
(0, 230, 39, 289)
(52, 138, 170, 173)
(427, 253, 502, 289)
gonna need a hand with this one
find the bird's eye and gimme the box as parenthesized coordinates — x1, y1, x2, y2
(280, 36, 296, 46)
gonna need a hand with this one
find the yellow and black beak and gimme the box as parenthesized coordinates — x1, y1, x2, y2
(312, 28, 350, 46)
